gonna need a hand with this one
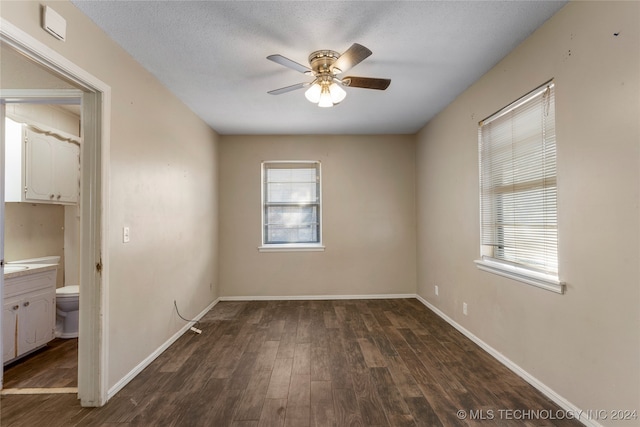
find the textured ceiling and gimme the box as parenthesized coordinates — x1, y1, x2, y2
(71, 1, 566, 135)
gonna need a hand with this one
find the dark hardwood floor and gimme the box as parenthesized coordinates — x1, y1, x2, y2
(1, 299, 583, 426)
(3, 338, 78, 389)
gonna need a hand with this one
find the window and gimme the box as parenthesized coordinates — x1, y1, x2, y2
(475, 81, 564, 293)
(260, 161, 324, 251)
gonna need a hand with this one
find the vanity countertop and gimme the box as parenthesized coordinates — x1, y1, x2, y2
(4, 263, 58, 280)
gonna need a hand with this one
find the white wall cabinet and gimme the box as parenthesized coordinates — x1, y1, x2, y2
(3, 269, 57, 364)
(5, 118, 80, 205)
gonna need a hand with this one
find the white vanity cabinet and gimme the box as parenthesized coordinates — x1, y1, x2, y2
(5, 118, 80, 205)
(2, 296, 19, 363)
(2, 267, 57, 364)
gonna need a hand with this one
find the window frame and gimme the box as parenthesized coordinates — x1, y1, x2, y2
(475, 80, 565, 293)
(259, 160, 325, 252)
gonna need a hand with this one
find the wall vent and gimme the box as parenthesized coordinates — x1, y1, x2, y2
(42, 6, 66, 41)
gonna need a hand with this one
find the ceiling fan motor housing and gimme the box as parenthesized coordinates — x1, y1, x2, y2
(308, 50, 341, 75)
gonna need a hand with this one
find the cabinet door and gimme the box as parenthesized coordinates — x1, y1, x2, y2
(19, 288, 55, 356)
(2, 297, 20, 363)
(54, 140, 80, 203)
(23, 128, 80, 204)
(24, 128, 55, 202)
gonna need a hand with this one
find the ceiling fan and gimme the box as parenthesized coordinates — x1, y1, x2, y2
(267, 43, 391, 108)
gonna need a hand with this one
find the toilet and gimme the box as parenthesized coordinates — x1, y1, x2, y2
(55, 285, 79, 338)
(13, 256, 79, 339)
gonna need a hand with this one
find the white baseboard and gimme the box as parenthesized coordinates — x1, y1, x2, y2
(106, 298, 220, 400)
(219, 293, 415, 301)
(414, 295, 601, 427)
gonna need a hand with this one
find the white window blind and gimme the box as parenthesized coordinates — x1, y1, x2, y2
(479, 81, 558, 277)
(262, 161, 321, 246)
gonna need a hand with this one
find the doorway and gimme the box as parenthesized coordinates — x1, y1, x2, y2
(1, 19, 110, 406)
(3, 99, 81, 392)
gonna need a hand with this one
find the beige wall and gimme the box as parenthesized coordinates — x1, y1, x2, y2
(0, 41, 77, 90)
(0, 1, 221, 389)
(416, 1, 639, 423)
(219, 135, 416, 297)
(5, 104, 80, 137)
(4, 203, 64, 287)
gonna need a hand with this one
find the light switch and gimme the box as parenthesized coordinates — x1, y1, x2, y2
(123, 226, 130, 243)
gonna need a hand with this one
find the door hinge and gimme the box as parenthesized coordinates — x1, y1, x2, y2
(96, 258, 103, 274)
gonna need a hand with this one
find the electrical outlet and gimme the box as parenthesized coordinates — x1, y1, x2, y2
(463, 302, 468, 316)
(435, 285, 439, 296)
(123, 226, 130, 243)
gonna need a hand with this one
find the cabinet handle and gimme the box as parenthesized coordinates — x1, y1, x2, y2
(12, 305, 19, 310)
(50, 194, 55, 199)
(23, 301, 30, 307)
(57, 194, 61, 200)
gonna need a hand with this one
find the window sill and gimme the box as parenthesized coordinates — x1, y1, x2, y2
(474, 259, 565, 294)
(259, 244, 325, 253)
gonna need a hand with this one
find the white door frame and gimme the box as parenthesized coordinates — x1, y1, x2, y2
(1, 18, 111, 406)
(0, 102, 5, 381)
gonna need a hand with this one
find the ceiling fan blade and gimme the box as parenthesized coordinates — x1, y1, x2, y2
(331, 43, 372, 74)
(342, 76, 391, 90)
(268, 82, 310, 95)
(267, 54, 312, 74)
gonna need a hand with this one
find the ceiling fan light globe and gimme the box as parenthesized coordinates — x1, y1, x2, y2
(329, 83, 347, 104)
(318, 87, 334, 108)
(305, 83, 322, 103)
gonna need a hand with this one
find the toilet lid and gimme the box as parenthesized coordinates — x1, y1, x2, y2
(56, 285, 79, 295)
